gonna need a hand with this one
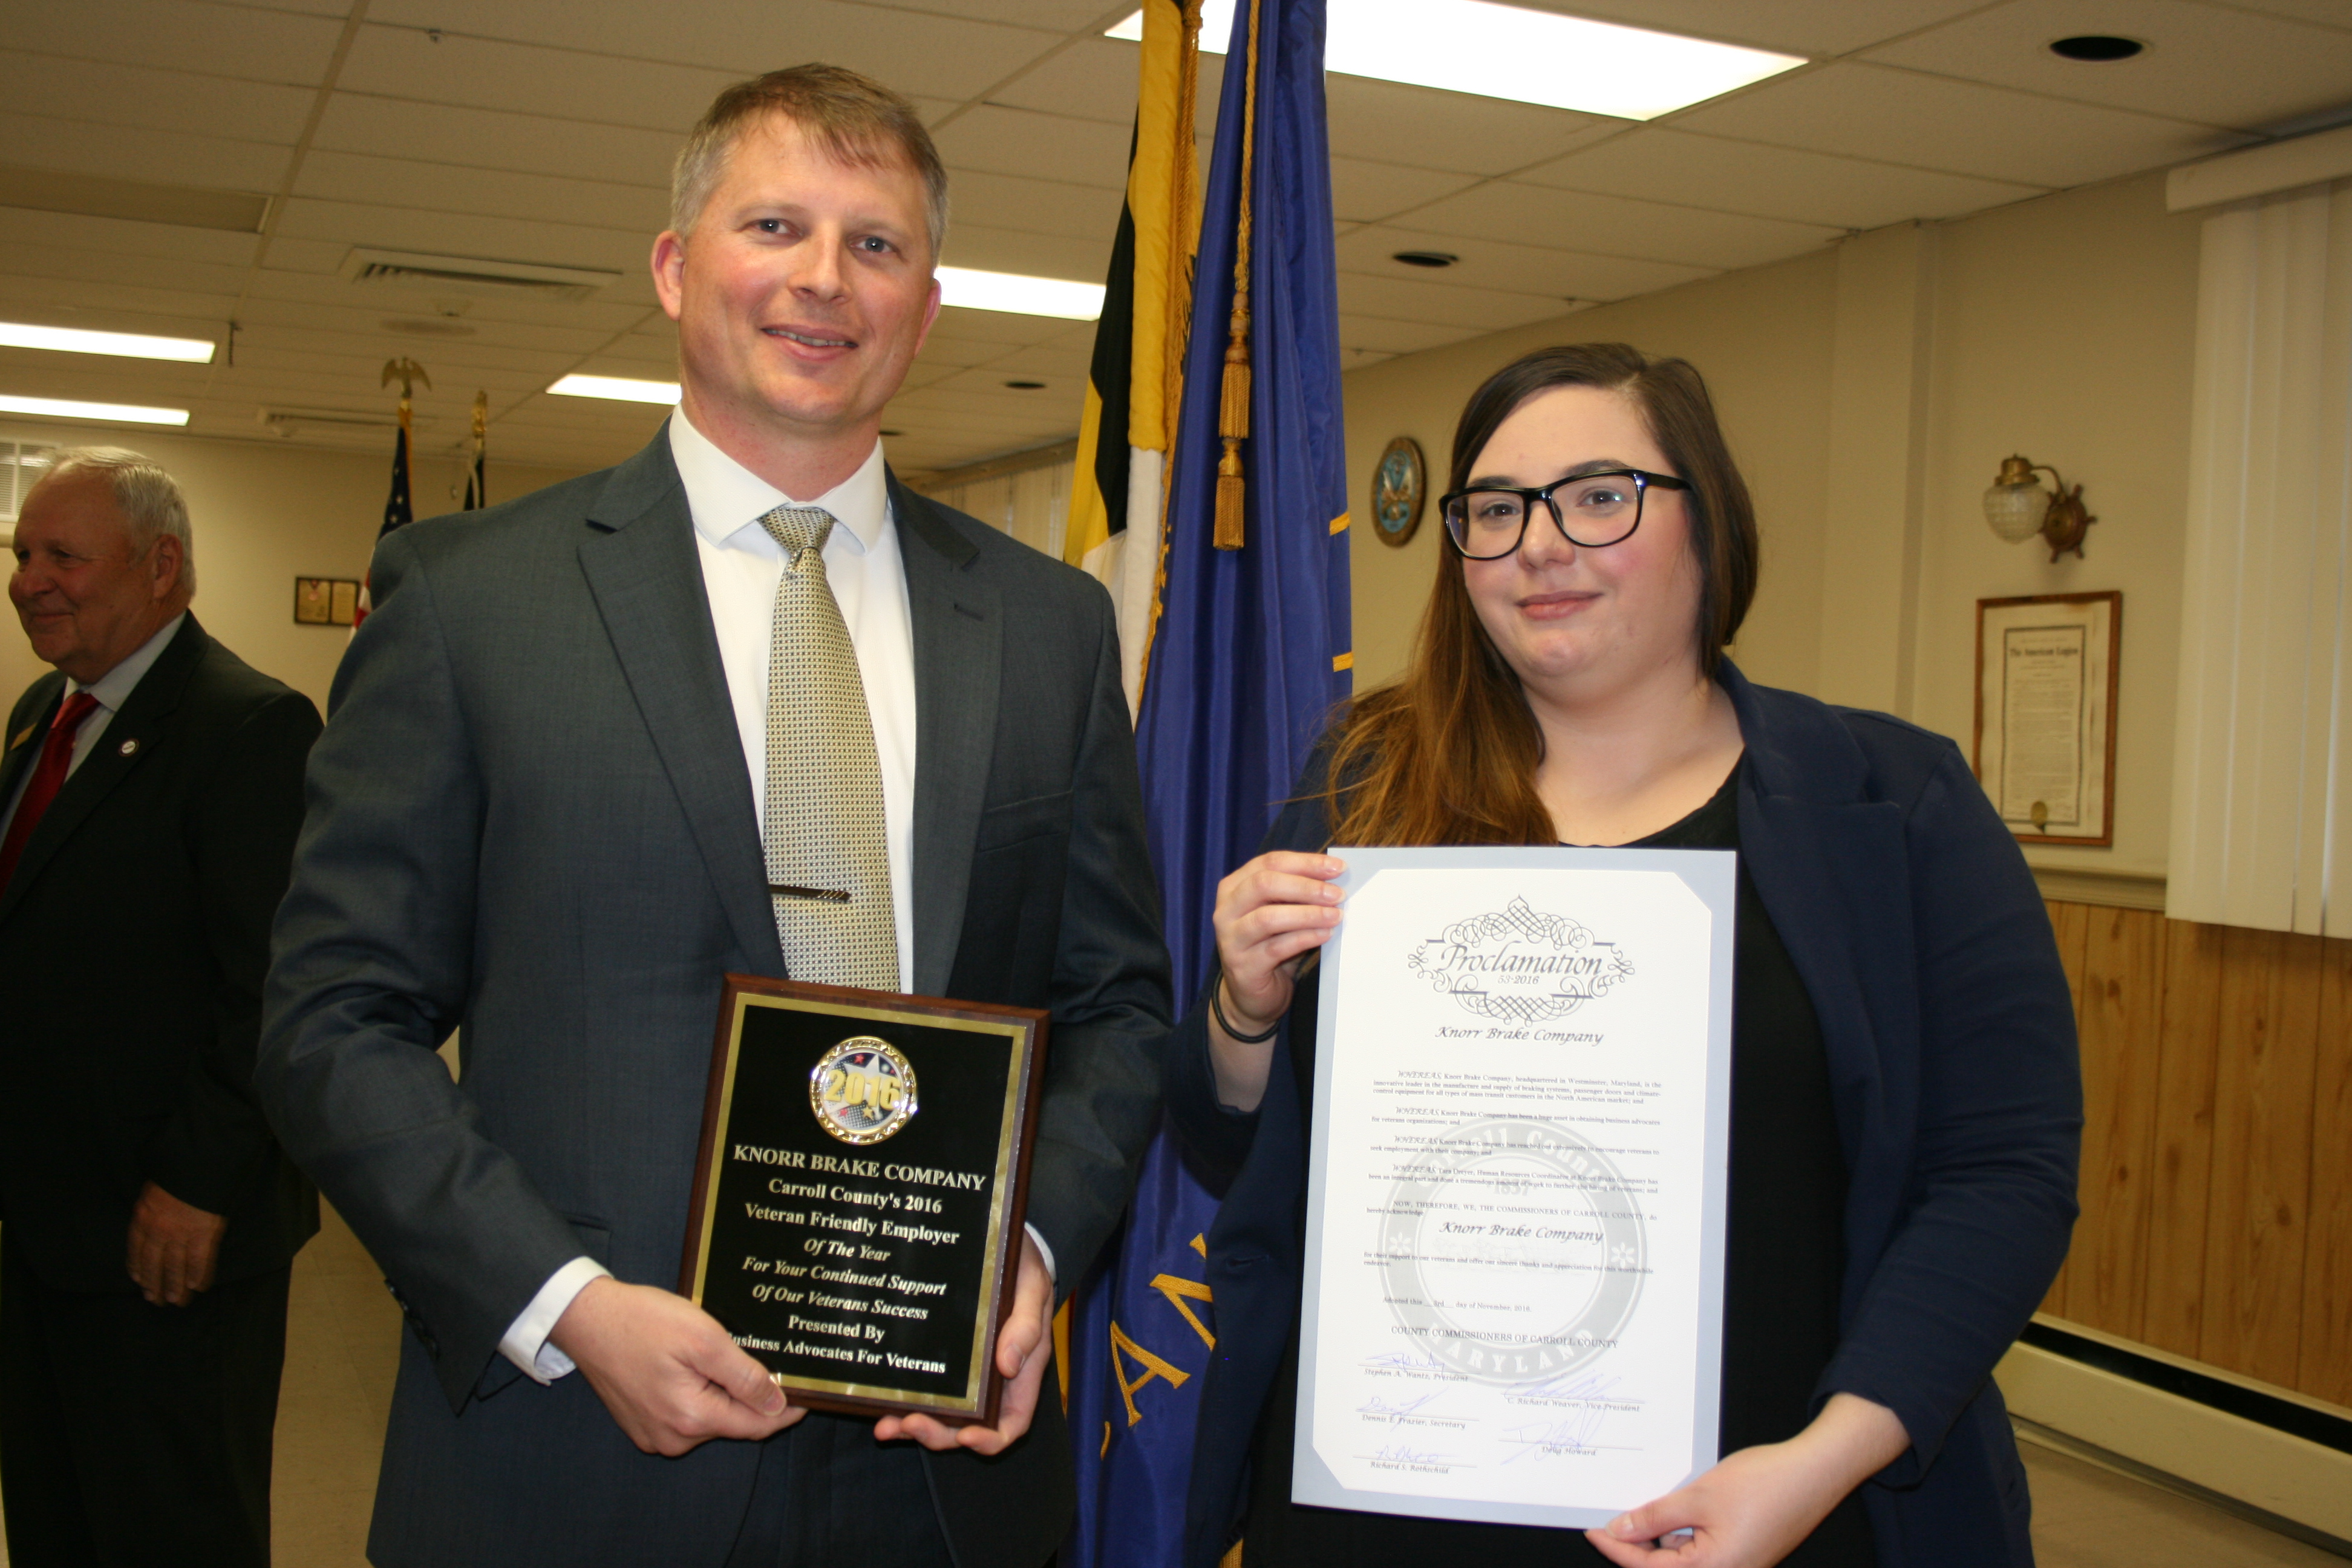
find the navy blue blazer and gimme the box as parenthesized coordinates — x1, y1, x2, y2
(1163, 665, 2082, 1568)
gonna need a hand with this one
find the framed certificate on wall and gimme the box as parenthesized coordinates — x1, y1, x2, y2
(1973, 592, 2121, 848)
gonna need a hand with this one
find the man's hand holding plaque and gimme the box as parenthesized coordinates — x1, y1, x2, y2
(875, 1230, 1053, 1455)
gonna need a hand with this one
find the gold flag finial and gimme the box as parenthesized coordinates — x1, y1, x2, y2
(381, 358, 431, 404)
(470, 389, 488, 442)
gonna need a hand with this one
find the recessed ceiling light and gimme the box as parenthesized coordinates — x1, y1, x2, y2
(0, 393, 189, 426)
(1392, 250, 1459, 269)
(0, 321, 215, 363)
(937, 267, 1105, 320)
(1003, 380, 1047, 390)
(1108, 0, 1803, 120)
(547, 373, 682, 405)
(2048, 34, 2145, 62)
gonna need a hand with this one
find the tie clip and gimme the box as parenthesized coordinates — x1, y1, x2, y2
(769, 883, 851, 903)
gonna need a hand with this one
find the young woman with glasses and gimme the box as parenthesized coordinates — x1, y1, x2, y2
(1163, 343, 2080, 1568)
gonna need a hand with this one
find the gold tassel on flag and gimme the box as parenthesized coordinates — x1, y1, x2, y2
(1214, 0, 1264, 552)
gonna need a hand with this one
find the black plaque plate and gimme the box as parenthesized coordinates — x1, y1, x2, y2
(681, 976, 1048, 1425)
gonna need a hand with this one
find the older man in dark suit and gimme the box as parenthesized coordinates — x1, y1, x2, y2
(259, 63, 1170, 1568)
(0, 447, 320, 1566)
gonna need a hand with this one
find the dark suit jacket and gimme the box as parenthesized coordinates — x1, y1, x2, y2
(0, 614, 321, 1293)
(258, 431, 1172, 1568)
(1165, 665, 2081, 1568)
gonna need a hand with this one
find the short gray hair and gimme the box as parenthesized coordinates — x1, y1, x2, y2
(43, 446, 196, 595)
(670, 64, 949, 254)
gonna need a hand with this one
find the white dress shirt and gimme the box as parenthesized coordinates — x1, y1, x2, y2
(0, 612, 185, 837)
(501, 416, 962, 1382)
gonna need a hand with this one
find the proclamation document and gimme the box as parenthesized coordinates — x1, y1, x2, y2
(1295, 847, 1734, 1530)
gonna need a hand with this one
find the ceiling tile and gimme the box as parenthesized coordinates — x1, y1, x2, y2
(938, 222, 1110, 282)
(1332, 269, 1590, 333)
(336, 24, 743, 131)
(1323, 76, 1624, 176)
(269, 197, 653, 277)
(1327, 158, 1484, 226)
(312, 94, 681, 188)
(2225, 0, 2352, 27)
(0, 276, 237, 336)
(1335, 313, 1477, 356)
(945, 171, 1123, 243)
(1668, 59, 2254, 186)
(1, 0, 346, 85)
(1338, 227, 1711, 306)
(930, 105, 1133, 191)
(984, 36, 1142, 126)
(1506, 0, 1991, 57)
(1515, 127, 2047, 228)
(923, 305, 1079, 347)
(0, 208, 263, 269)
(362, 0, 1059, 102)
(0, 240, 248, 300)
(1413, 180, 1844, 270)
(0, 50, 315, 144)
(293, 151, 666, 232)
(1, 113, 290, 194)
(1861, 0, 2352, 131)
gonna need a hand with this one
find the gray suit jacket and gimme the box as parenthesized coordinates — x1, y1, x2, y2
(258, 431, 1171, 1567)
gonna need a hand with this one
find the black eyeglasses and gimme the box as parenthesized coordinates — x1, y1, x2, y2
(1439, 468, 1690, 560)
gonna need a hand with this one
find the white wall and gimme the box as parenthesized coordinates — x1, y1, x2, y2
(0, 423, 589, 716)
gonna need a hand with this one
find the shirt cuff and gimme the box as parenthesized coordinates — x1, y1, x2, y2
(1024, 1222, 1056, 1285)
(498, 1256, 615, 1383)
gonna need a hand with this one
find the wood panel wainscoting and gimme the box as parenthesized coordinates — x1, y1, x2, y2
(2037, 900, 2352, 1408)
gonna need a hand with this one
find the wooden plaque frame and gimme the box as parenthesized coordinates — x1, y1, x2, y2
(680, 976, 1048, 1425)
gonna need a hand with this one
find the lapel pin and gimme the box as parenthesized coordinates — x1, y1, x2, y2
(119, 737, 139, 757)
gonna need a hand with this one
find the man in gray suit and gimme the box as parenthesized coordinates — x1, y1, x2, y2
(259, 64, 1169, 1568)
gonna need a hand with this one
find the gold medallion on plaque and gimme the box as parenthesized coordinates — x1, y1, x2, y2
(808, 1036, 919, 1144)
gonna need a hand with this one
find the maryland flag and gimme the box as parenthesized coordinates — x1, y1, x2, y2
(1064, 0, 1206, 711)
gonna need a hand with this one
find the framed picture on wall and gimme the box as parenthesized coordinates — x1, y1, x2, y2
(1973, 591, 2120, 848)
(295, 577, 362, 627)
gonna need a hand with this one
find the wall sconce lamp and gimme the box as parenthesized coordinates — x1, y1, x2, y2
(1983, 455, 2095, 561)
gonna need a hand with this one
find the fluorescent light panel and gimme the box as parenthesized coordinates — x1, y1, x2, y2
(548, 373, 681, 405)
(0, 321, 215, 363)
(0, 394, 189, 426)
(937, 266, 1104, 320)
(1108, 0, 1802, 120)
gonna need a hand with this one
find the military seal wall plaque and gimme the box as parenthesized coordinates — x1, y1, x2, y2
(681, 976, 1048, 1425)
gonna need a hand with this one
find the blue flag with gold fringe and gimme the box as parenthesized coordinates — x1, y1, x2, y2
(1062, 0, 1349, 1561)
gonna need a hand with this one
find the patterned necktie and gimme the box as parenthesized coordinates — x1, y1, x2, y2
(757, 506, 899, 991)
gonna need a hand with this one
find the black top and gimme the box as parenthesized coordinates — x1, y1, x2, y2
(1241, 762, 1873, 1567)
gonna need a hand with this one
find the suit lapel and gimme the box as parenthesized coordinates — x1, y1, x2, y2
(0, 618, 205, 927)
(0, 673, 65, 808)
(893, 474, 999, 998)
(577, 437, 782, 975)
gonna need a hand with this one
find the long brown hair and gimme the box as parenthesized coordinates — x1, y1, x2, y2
(1325, 343, 1759, 846)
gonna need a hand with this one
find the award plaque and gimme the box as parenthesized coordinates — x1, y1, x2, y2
(681, 976, 1048, 1425)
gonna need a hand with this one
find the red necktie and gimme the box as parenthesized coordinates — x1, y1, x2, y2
(0, 691, 100, 895)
